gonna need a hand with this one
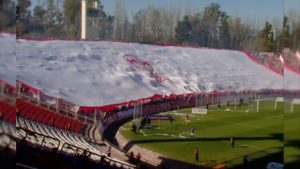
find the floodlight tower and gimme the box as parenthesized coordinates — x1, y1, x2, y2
(81, 0, 99, 40)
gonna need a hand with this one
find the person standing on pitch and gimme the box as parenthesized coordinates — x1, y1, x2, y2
(131, 123, 137, 134)
(194, 147, 199, 162)
(230, 136, 235, 148)
(190, 127, 195, 137)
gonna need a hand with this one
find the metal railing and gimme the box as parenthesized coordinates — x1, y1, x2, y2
(17, 93, 94, 125)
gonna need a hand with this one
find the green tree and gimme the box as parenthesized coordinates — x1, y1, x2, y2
(45, 0, 56, 28)
(278, 16, 291, 50)
(178, 3, 229, 48)
(32, 5, 46, 34)
(175, 15, 193, 43)
(0, 0, 16, 31)
(218, 12, 230, 48)
(260, 22, 275, 52)
(291, 21, 300, 49)
(201, 3, 222, 47)
(16, 0, 32, 37)
(63, 0, 81, 38)
(132, 9, 147, 42)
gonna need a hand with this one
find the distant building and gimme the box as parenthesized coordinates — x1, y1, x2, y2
(81, 0, 99, 40)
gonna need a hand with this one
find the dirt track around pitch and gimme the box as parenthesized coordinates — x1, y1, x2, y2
(115, 130, 165, 167)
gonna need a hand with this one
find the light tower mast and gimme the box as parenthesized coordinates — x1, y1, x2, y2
(81, 0, 99, 40)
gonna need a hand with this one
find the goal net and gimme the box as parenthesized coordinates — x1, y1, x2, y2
(194, 75, 258, 112)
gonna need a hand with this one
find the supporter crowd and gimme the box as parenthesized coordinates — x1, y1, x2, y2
(250, 52, 284, 74)
(251, 49, 300, 74)
(283, 48, 300, 72)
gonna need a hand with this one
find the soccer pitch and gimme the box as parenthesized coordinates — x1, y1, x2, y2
(120, 100, 284, 168)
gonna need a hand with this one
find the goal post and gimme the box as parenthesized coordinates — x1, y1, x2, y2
(274, 97, 284, 110)
(290, 98, 300, 113)
(133, 101, 143, 127)
(195, 74, 257, 112)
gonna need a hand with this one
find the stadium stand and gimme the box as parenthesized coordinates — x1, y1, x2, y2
(0, 101, 15, 123)
(14, 78, 286, 169)
(283, 49, 300, 73)
(250, 51, 284, 74)
(0, 81, 16, 169)
(250, 49, 300, 75)
(15, 81, 137, 169)
(15, 97, 136, 168)
(16, 99, 82, 133)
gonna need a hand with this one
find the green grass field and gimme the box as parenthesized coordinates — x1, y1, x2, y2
(120, 100, 284, 168)
(284, 101, 300, 169)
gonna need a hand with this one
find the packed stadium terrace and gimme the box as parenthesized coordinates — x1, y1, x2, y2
(283, 49, 300, 73)
(250, 49, 300, 75)
(250, 52, 284, 74)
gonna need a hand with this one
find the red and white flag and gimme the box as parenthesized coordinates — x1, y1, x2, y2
(279, 55, 284, 63)
(296, 51, 300, 61)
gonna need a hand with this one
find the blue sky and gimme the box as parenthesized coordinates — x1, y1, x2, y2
(30, 0, 300, 27)
(101, 0, 300, 26)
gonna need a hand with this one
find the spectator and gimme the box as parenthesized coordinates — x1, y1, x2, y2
(107, 145, 111, 157)
(129, 151, 134, 163)
(230, 136, 235, 148)
(16, 108, 20, 118)
(136, 153, 141, 165)
(52, 118, 55, 127)
(67, 123, 71, 131)
(79, 149, 90, 168)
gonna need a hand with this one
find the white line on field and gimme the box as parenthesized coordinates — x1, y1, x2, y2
(179, 135, 186, 138)
(140, 130, 147, 136)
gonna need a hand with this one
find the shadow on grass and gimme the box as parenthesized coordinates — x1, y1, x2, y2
(285, 157, 300, 169)
(284, 139, 300, 169)
(122, 133, 283, 152)
(226, 148, 283, 169)
(138, 147, 283, 169)
(285, 139, 300, 149)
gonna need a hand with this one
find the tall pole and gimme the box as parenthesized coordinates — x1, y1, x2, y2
(141, 101, 143, 120)
(195, 92, 197, 108)
(81, 0, 87, 40)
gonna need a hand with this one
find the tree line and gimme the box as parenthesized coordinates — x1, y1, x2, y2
(13, 0, 300, 52)
(0, 0, 16, 32)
